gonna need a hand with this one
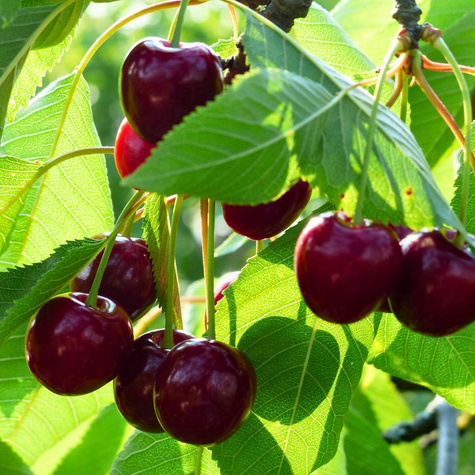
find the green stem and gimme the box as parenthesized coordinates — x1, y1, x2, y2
(256, 240, 264, 253)
(194, 447, 203, 475)
(170, 0, 189, 47)
(400, 73, 409, 123)
(121, 213, 135, 238)
(0, 146, 114, 219)
(86, 190, 146, 308)
(432, 37, 473, 232)
(354, 39, 404, 224)
(0, 0, 75, 88)
(48, 0, 203, 159)
(162, 194, 184, 349)
(206, 200, 216, 340)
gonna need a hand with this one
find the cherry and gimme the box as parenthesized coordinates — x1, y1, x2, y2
(120, 38, 224, 143)
(154, 338, 256, 446)
(114, 118, 156, 178)
(294, 211, 402, 324)
(222, 180, 312, 240)
(26, 293, 133, 396)
(390, 229, 475, 336)
(114, 329, 194, 433)
(71, 236, 155, 321)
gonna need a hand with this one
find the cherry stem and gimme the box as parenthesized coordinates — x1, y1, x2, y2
(386, 69, 403, 108)
(121, 213, 135, 238)
(354, 39, 404, 224)
(206, 200, 216, 340)
(421, 54, 475, 76)
(0, 146, 114, 219)
(256, 240, 264, 253)
(354, 52, 408, 89)
(162, 194, 184, 349)
(85, 190, 146, 309)
(48, 0, 203, 160)
(0, 0, 75, 89)
(412, 51, 475, 171)
(400, 72, 409, 123)
(431, 37, 473, 235)
(170, 0, 189, 48)
(227, 4, 239, 41)
(200, 198, 209, 297)
(195, 447, 203, 475)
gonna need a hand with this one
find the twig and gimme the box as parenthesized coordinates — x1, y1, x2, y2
(435, 397, 458, 475)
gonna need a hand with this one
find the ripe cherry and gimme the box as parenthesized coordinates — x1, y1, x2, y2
(114, 118, 156, 178)
(120, 38, 224, 143)
(154, 339, 256, 446)
(390, 229, 475, 336)
(71, 236, 155, 321)
(294, 211, 402, 324)
(222, 180, 312, 240)
(114, 329, 194, 433)
(26, 293, 133, 396)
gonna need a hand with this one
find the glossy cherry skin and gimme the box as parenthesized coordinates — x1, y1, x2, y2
(295, 211, 402, 324)
(71, 236, 155, 321)
(114, 118, 156, 178)
(114, 329, 194, 433)
(390, 230, 475, 336)
(26, 293, 133, 396)
(222, 180, 312, 240)
(120, 38, 224, 143)
(154, 339, 256, 446)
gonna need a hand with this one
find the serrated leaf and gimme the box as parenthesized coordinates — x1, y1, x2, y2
(368, 314, 475, 412)
(212, 37, 237, 59)
(126, 8, 463, 237)
(7, 31, 73, 121)
(142, 194, 181, 326)
(0, 324, 113, 466)
(211, 212, 375, 473)
(0, 237, 104, 344)
(111, 431, 219, 475)
(0, 440, 33, 475)
(0, 73, 114, 269)
(345, 367, 425, 475)
(0, 1, 21, 28)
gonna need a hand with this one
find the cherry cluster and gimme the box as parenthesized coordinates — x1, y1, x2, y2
(25, 37, 257, 447)
(295, 212, 475, 337)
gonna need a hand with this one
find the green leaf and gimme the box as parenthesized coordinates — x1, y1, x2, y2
(215, 231, 250, 257)
(345, 367, 425, 475)
(0, 156, 40, 257)
(33, 0, 89, 50)
(111, 432, 219, 474)
(142, 194, 181, 325)
(7, 31, 73, 122)
(0, 73, 114, 269)
(0, 237, 104, 344)
(212, 37, 237, 59)
(126, 9, 462, 236)
(211, 214, 375, 473)
(0, 1, 21, 27)
(0, 440, 33, 475)
(368, 314, 475, 412)
(0, 324, 114, 466)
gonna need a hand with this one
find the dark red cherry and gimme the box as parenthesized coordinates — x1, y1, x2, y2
(120, 38, 224, 143)
(26, 293, 133, 396)
(114, 329, 194, 433)
(205, 271, 240, 329)
(390, 230, 475, 336)
(222, 180, 312, 240)
(114, 118, 156, 178)
(294, 211, 402, 324)
(71, 236, 155, 321)
(154, 339, 256, 446)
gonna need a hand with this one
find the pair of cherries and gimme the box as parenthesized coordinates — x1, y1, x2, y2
(295, 212, 475, 337)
